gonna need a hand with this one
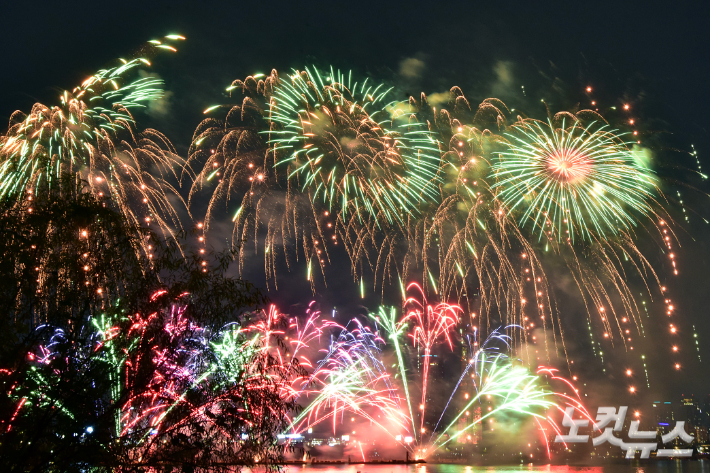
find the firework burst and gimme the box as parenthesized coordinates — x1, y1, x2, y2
(269, 66, 441, 225)
(402, 283, 461, 435)
(492, 116, 658, 243)
(188, 69, 677, 367)
(0, 35, 187, 239)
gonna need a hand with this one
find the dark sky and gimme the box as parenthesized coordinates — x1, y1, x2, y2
(2, 0, 710, 403)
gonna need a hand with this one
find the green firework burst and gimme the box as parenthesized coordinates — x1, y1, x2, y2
(491, 118, 658, 242)
(268, 66, 441, 225)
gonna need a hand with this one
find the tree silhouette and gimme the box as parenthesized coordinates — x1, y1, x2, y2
(0, 184, 299, 472)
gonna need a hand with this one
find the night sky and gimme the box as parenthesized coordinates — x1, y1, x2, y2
(2, 0, 710, 404)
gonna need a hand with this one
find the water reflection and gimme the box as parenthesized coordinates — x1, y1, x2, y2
(284, 461, 709, 473)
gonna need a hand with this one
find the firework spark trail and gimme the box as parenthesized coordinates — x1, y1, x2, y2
(418, 355, 595, 458)
(286, 303, 337, 370)
(0, 35, 187, 246)
(370, 306, 417, 439)
(429, 325, 516, 440)
(289, 365, 406, 438)
(534, 366, 600, 459)
(402, 282, 461, 435)
(286, 317, 408, 438)
(280, 305, 346, 403)
(429, 353, 555, 451)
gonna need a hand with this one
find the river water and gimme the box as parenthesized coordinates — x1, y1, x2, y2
(284, 463, 710, 473)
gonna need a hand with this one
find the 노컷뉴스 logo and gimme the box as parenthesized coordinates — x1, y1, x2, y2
(555, 406, 694, 458)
